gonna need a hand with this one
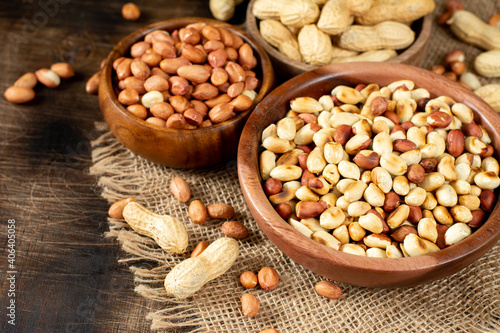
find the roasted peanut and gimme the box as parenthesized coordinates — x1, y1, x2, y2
(260, 80, 500, 258)
(315, 280, 342, 299)
(258, 267, 279, 291)
(240, 271, 258, 289)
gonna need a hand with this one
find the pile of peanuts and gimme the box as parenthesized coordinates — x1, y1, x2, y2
(259, 80, 500, 258)
(4, 63, 75, 104)
(110, 22, 260, 129)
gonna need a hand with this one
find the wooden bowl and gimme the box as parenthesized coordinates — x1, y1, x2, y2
(237, 62, 500, 288)
(246, 0, 432, 79)
(99, 17, 275, 169)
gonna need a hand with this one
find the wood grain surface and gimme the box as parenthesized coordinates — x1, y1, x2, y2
(0, 1, 246, 332)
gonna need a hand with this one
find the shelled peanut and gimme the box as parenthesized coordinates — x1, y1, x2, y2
(428, 49, 482, 90)
(4, 62, 75, 104)
(259, 80, 500, 258)
(238, 267, 280, 318)
(112, 23, 260, 129)
(122, 3, 140, 21)
(253, 0, 434, 65)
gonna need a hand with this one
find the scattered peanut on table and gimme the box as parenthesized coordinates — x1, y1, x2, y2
(258, 266, 280, 290)
(241, 293, 260, 317)
(170, 176, 191, 203)
(315, 280, 342, 299)
(259, 79, 500, 258)
(221, 220, 249, 239)
(122, 3, 141, 21)
(4, 62, 75, 104)
(240, 271, 258, 289)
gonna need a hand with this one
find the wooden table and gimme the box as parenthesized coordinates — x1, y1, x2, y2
(0, 1, 247, 332)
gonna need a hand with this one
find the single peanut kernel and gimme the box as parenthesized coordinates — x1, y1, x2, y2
(122, 3, 140, 21)
(240, 271, 258, 289)
(258, 267, 279, 291)
(315, 280, 342, 299)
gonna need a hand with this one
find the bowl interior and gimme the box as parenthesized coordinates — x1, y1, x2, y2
(237, 62, 500, 287)
(102, 17, 274, 133)
(99, 17, 275, 168)
(246, 0, 433, 78)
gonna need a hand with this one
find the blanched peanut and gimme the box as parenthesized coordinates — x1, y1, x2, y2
(338, 160, 360, 180)
(450, 205, 473, 223)
(366, 247, 388, 258)
(433, 206, 454, 226)
(263, 137, 293, 154)
(312, 230, 342, 250)
(403, 234, 430, 257)
(277, 117, 297, 140)
(358, 210, 384, 234)
(380, 152, 407, 176)
(435, 184, 458, 207)
(386, 205, 410, 229)
(307, 148, 327, 174)
(386, 244, 404, 258)
(371, 167, 392, 193)
(343, 180, 367, 203)
(482, 157, 500, 175)
(301, 218, 327, 233)
(404, 187, 426, 206)
(363, 233, 391, 249)
(474, 171, 500, 190)
(347, 201, 371, 217)
(324, 142, 345, 164)
(319, 206, 345, 229)
(445, 223, 471, 246)
(340, 243, 366, 257)
(260, 150, 276, 180)
(417, 218, 438, 243)
(363, 183, 385, 207)
(458, 195, 480, 211)
(419, 172, 445, 191)
(421, 192, 438, 211)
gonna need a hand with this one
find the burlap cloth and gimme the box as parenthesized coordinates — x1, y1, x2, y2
(89, 1, 500, 332)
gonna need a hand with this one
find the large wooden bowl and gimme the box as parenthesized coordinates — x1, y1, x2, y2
(99, 17, 275, 169)
(237, 62, 500, 288)
(246, 0, 433, 79)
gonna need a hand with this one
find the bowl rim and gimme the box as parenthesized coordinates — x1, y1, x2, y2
(245, 0, 433, 71)
(237, 62, 500, 286)
(100, 16, 275, 135)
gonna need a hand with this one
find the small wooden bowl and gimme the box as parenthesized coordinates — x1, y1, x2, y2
(246, 0, 432, 79)
(237, 62, 500, 288)
(99, 17, 275, 169)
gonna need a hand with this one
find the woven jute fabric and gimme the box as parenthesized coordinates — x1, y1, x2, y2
(89, 1, 500, 332)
